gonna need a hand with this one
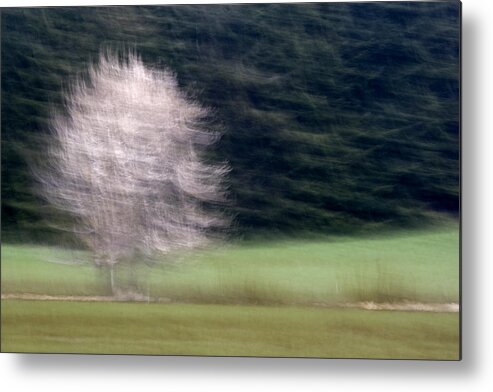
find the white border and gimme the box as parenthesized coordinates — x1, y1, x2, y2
(2, 0, 493, 391)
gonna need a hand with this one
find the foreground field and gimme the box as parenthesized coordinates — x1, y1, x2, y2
(0, 300, 459, 359)
(1, 224, 459, 305)
(1, 225, 459, 358)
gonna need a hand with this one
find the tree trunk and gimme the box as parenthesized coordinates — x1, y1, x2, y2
(108, 264, 115, 296)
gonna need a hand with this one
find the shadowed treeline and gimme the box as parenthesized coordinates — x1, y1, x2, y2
(1, 2, 460, 242)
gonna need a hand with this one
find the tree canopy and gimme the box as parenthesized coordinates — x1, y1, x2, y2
(1, 2, 460, 241)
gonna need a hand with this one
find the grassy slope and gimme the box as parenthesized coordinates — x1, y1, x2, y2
(0, 300, 459, 359)
(1, 224, 459, 304)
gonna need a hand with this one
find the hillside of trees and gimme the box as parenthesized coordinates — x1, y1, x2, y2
(1, 2, 460, 242)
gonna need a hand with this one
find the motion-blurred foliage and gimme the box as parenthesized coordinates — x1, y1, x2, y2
(1, 2, 460, 242)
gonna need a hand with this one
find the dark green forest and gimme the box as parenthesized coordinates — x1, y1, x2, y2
(1, 2, 460, 242)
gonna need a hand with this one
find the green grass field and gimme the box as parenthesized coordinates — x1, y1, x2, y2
(1, 224, 459, 305)
(1, 224, 460, 358)
(1, 300, 459, 359)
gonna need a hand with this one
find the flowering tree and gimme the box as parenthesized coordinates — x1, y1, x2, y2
(40, 51, 229, 295)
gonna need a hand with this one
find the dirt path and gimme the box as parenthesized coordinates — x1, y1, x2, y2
(335, 301, 459, 312)
(1, 293, 459, 312)
(1, 293, 116, 302)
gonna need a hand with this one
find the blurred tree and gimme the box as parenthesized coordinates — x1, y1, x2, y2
(1, 3, 460, 240)
(37, 51, 229, 296)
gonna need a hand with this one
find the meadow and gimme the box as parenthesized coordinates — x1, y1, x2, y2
(1, 224, 460, 359)
(1, 301, 459, 359)
(2, 224, 459, 305)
